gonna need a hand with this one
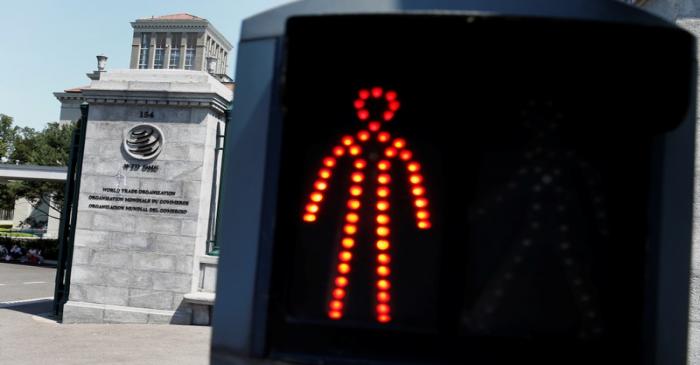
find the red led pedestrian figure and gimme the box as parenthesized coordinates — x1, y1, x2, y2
(302, 87, 432, 324)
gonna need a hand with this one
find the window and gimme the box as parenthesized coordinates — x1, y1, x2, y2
(154, 34, 166, 69)
(185, 34, 197, 70)
(138, 33, 150, 69)
(169, 33, 182, 69)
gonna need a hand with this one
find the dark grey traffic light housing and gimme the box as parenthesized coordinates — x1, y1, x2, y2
(212, 1, 696, 364)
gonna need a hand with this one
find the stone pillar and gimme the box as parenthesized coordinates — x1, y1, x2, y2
(129, 32, 141, 69)
(194, 32, 206, 72)
(147, 32, 157, 69)
(61, 69, 232, 324)
(164, 33, 172, 70)
(179, 34, 188, 69)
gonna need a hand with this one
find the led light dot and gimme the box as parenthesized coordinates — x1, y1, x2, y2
(354, 159, 367, 169)
(376, 214, 390, 225)
(385, 147, 397, 158)
(333, 288, 346, 299)
(377, 226, 390, 237)
(369, 121, 381, 132)
(349, 145, 362, 156)
(338, 263, 351, 274)
(303, 214, 316, 222)
(385, 91, 397, 101)
(371, 87, 383, 98)
(323, 157, 336, 167)
(329, 310, 342, 319)
(415, 198, 429, 208)
(407, 162, 421, 172)
(306, 203, 319, 213)
(344, 224, 357, 235)
(400, 150, 413, 161)
(418, 220, 432, 230)
(319, 168, 332, 179)
(377, 253, 391, 264)
(377, 314, 391, 323)
(350, 186, 363, 196)
(339, 251, 353, 262)
(376, 201, 390, 211)
(358, 110, 369, 120)
(376, 240, 390, 251)
(377, 174, 391, 184)
(351, 172, 364, 183)
(335, 276, 348, 287)
(342, 238, 355, 249)
(409, 174, 424, 185)
(345, 212, 359, 223)
(393, 139, 406, 149)
(377, 266, 391, 276)
(310, 192, 323, 202)
(383, 111, 395, 121)
(389, 100, 400, 111)
(347, 199, 361, 210)
(353, 99, 365, 110)
(341, 136, 354, 146)
(378, 160, 391, 171)
(332, 146, 344, 157)
(314, 180, 328, 191)
(377, 280, 391, 290)
(378, 132, 391, 143)
(359, 89, 370, 99)
(330, 300, 344, 311)
(357, 130, 370, 142)
(411, 186, 425, 196)
(376, 304, 391, 315)
(416, 210, 430, 220)
(377, 187, 390, 198)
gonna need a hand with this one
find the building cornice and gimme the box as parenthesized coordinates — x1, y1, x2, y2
(131, 19, 232, 50)
(81, 90, 231, 114)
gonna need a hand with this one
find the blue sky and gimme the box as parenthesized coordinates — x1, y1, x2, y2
(0, 0, 294, 129)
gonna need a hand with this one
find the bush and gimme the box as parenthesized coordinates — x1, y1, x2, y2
(0, 237, 59, 260)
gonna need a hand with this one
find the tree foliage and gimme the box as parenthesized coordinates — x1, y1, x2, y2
(0, 115, 75, 217)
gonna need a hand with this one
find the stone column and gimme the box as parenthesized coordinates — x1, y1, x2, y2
(164, 32, 172, 70)
(194, 32, 206, 72)
(129, 32, 141, 69)
(61, 69, 232, 324)
(148, 32, 157, 69)
(179, 34, 188, 69)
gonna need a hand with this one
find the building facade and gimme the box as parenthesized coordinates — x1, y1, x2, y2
(55, 14, 233, 126)
(129, 14, 232, 75)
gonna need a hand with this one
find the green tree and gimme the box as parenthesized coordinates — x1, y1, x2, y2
(0, 119, 75, 219)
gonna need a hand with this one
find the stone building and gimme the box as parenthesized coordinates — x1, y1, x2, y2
(54, 13, 233, 126)
(129, 14, 232, 76)
(48, 14, 233, 325)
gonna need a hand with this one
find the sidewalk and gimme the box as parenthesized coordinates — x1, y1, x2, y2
(0, 300, 211, 365)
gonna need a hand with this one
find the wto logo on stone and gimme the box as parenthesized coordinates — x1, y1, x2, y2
(123, 124, 164, 160)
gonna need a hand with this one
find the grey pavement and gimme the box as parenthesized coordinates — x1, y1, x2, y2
(0, 262, 56, 302)
(0, 264, 211, 364)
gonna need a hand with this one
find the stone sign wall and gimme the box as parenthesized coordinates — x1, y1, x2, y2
(62, 70, 231, 324)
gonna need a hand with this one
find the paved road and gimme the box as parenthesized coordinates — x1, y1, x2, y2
(0, 301, 211, 365)
(0, 263, 210, 364)
(0, 262, 55, 303)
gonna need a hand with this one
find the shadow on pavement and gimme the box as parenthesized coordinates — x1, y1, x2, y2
(0, 298, 54, 316)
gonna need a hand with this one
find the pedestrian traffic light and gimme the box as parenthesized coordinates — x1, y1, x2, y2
(212, 1, 696, 364)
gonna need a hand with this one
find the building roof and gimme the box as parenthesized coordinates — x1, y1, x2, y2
(64, 86, 87, 93)
(141, 13, 205, 21)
